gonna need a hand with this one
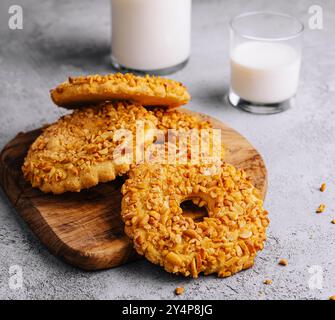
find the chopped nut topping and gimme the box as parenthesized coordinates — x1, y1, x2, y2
(175, 287, 185, 295)
(320, 183, 326, 192)
(278, 259, 288, 266)
(263, 279, 272, 285)
(329, 295, 335, 300)
(316, 204, 326, 214)
(151, 108, 212, 133)
(331, 219, 335, 224)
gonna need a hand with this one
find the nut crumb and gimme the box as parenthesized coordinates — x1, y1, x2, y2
(331, 219, 335, 224)
(175, 287, 185, 295)
(263, 279, 272, 285)
(278, 259, 288, 266)
(320, 183, 326, 192)
(329, 295, 335, 300)
(316, 204, 326, 214)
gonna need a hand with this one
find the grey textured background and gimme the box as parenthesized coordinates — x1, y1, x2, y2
(0, 0, 334, 300)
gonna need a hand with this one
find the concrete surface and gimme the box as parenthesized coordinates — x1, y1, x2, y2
(0, 0, 334, 300)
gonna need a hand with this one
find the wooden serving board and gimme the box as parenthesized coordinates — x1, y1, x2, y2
(0, 109, 267, 270)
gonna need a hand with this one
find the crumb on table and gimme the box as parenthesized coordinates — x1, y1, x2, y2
(320, 183, 326, 192)
(175, 287, 185, 295)
(278, 259, 288, 266)
(316, 204, 326, 214)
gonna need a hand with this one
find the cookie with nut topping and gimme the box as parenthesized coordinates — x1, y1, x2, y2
(121, 162, 269, 278)
(50, 73, 190, 109)
(22, 102, 157, 194)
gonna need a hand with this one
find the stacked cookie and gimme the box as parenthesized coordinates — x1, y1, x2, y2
(22, 73, 269, 278)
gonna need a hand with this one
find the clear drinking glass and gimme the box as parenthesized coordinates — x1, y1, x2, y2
(111, 0, 191, 75)
(228, 12, 304, 114)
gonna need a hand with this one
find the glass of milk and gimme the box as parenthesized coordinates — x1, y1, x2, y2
(111, 0, 191, 75)
(228, 12, 304, 114)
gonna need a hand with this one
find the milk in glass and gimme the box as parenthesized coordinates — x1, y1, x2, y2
(231, 41, 301, 104)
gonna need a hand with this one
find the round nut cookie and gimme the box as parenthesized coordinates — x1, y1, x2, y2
(22, 102, 157, 194)
(121, 163, 269, 278)
(50, 73, 190, 109)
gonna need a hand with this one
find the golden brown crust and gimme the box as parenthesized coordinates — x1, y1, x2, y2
(22, 102, 157, 194)
(50, 73, 190, 109)
(121, 163, 269, 278)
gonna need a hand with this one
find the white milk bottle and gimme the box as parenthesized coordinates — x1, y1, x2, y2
(111, 0, 191, 74)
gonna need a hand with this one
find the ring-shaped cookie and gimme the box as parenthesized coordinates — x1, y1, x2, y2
(121, 163, 269, 278)
(22, 102, 157, 194)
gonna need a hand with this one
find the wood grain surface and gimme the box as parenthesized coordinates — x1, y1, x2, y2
(0, 109, 267, 270)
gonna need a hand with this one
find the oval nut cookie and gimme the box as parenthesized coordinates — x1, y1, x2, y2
(50, 73, 190, 109)
(121, 163, 269, 278)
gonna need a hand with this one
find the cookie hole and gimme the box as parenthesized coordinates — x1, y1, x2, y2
(181, 199, 208, 222)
